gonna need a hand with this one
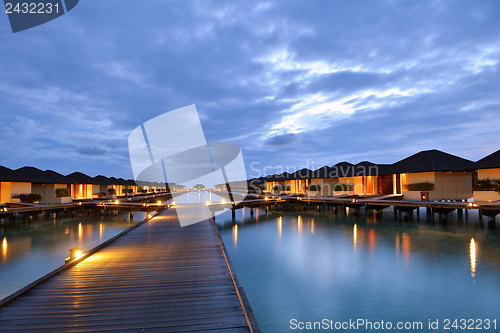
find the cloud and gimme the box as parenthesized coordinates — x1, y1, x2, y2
(76, 147, 107, 156)
(0, 0, 499, 179)
(265, 133, 297, 146)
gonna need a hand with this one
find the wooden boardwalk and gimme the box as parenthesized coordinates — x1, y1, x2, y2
(0, 209, 260, 332)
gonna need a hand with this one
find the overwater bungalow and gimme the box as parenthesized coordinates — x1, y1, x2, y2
(465, 149, 500, 202)
(16, 167, 71, 204)
(0, 166, 32, 203)
(382, 149, 473, 201)
(66, 172, 98, 200)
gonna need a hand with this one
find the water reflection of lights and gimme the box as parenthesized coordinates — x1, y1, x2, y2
(2, 237, 7, 260)
(99, 223, 103, 241)
(78, 223, 82, 241)
(470, 238, 476, 279)
(402, 233, 410, 266)
(233, 224, 238, 248)
(353, 224, 357, 252)
(311, 218, 314, 234)
(298, 215, 302, 236)
(369, 229, 375, 255)
(278, 216, 282, 241)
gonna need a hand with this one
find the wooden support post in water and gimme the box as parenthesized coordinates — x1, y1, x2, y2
(232, 209, 236, 221)
(317, 205, 320, 212)
(129, 211, 134, 220)
(250, 208, 254, 217)
(100, 209, 104, 215)
(114, 210, 118, 216)
(71, 210, 76, 217)
(51, 213, 57, 219)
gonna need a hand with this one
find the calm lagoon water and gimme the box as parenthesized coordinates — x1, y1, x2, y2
(216, 206, 500, 332)
(0, 210, 145, 300)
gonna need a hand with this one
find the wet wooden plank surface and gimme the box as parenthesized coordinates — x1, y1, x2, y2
(0, 209, 256, 332)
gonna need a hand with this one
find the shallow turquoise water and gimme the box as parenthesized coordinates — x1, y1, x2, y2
(0, 210, 145, 300)
(216, 206, 500, 332)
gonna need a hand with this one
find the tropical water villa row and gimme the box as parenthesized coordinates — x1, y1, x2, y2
(0, 166, 185, 205)
(249, 149, 500, 203)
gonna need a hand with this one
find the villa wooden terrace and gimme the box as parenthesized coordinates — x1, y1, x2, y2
(0, 208, 260, 332)
(208, 194, 500, 223)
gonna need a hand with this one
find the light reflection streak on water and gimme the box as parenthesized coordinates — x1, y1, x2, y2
(311, 218, 314, 234)
(99, 223, 103, 241)
(402, 232, 410, 266)
(233, 224, 238, 249)
(2, 237, 7, 261)
(278, 216, 282, 242)
(353, 224, 357, 252)
(298, 215, 302, 238)
(369, 229, 375, 255)
(470, 237, 476, 279)
(78, 223, 82, 241)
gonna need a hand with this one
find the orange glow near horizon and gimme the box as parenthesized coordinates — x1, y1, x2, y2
(470, 238, 476, 278)
(278, 216, 282, 241)
(353, 224, 357, 252)
(402, 233, 411, 266)
(2, 237, 7, 260)
(233, 224, 238, 249)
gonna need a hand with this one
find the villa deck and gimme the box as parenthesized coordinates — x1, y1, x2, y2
(0, 208, 259, 332)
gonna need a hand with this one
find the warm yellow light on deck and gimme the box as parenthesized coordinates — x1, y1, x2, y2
(148, 213, 152, 218)
(265, 197, 269, 201)
(470, 238, 476, 278)
(468, 202, 473, 207)
(2, 207, 7, 212)
(78, 202, 82, 206)
(157, 201, 161, 205)
(221, 199, 225, 204)
(172, 201, 176, 206)
(115, 200, 119, 204)
(205, 201, 209, 206)
(66, 247, 83, 263)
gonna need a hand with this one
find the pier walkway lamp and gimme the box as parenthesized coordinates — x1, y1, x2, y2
(65, 247, 83, 264)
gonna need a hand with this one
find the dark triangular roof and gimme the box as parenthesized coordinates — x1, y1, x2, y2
(312, 165, 330, 178)
(465, 149, 500, 170)
(354, 161, 392, 176)
(328, 162, 356, 178)
(290, 168, 313, 180)
(66, 172, 96, 184)
(383, 149, 473, 174)
(0, 166, 30, 182)
(93, 175, 111, 185)
(15, 166, 68, 184)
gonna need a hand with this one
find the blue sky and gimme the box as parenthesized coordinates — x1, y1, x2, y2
(1, 0, 499, 180)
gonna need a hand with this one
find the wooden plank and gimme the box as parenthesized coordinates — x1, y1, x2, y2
(0, 209, 259, 332)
